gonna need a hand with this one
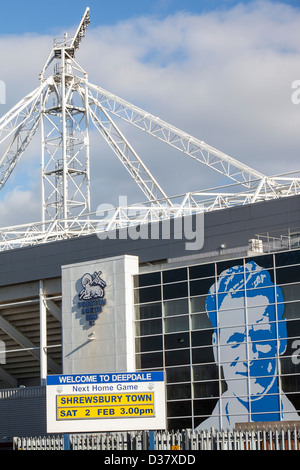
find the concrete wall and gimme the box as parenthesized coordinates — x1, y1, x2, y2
(62, 255, 139, 374)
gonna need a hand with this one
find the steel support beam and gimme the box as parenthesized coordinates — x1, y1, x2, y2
(0, 367, 17, 388)
(0, 315, 60, 374)
(45, 299, 62, 322)
(39, 281, 47, 385)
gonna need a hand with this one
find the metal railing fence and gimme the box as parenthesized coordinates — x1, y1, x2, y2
(12, 426, 300, 450)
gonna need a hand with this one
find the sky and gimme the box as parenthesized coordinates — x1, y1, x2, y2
(0, 0, 300, 226)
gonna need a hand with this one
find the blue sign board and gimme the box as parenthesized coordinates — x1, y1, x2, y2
(47, 371, 164, 386)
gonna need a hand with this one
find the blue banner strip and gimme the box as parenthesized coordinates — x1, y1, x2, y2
(47, 371, 164, 386)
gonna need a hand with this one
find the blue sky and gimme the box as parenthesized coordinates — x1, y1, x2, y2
(0, 0, 299, 34)
(0, 0, 300, 225)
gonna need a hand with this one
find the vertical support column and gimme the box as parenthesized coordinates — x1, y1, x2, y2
(40, 87, 45, 228)
(61, 44, 68, 225)
(39, 280, 47, 385)
(149, 431, 155, 450)
(64, 434, 71, 450)
(84, 73, 91, 216)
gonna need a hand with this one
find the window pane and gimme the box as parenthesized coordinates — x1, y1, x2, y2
(135, 272, 161, 287)
(190, 295, 206, 314)
(163, 282, 188, 300)
(280, 356, 300, 377)
(250, 254, 273, 269)
(167, 400, 191, 417)
(135, 352, 163, 369)
(189, 264, 215, 280)
(192, 346, 215, 364)
(287, 392, 300, 411)
(165, 315, 189, 333)
(167, 383, 191, 400)
(284, 301, 300, 320)
(193, 364, 219, 381)
(275, 251, 300, 267)
(280, 283, 300, 302)
(137, 286, 161, 304)
(135, 302, 162, 320)
(217, 292, 246, 311)
(193, 382, 219, 399)
(164, 298, 188, 317)
(217, 277, 245, 295)
(194, 398, 218, 415)
(165, 349, 190, 367)
(286, 319, 300, 340)
(246, 286, 275, 304)
(164, 332, 190, 350)
(166, 366, 191, 383)
(190, 278, 214, 297)
(191, 312, 213, 330)
(168, 417, 193, 431)
(276, 266, 300, 284)
(163, 268, 187, 284)
(135, 335, 163, 353)
(192, 330, 214, 347)
(217, 259, 244, 275)
(281, 374, 300, 396)
(135, 319, 162, 336)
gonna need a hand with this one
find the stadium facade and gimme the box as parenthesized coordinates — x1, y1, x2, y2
(0, 194, 299, 438)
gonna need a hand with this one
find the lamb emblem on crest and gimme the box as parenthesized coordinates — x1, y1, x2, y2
(78, 271, 106, 300)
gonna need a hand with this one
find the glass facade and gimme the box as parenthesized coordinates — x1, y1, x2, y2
(134, 249, 300, 430)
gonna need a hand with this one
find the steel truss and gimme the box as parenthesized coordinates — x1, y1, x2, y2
(0, 7, 299, 251)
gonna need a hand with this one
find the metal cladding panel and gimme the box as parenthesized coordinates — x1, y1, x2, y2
(203, 194, 300, 252)
(0, 396, 46, 438)
(0, 194, 299, 287)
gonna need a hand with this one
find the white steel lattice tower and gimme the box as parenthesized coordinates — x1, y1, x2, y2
(40, 12, 91, 224)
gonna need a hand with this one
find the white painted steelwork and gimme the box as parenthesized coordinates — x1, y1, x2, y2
(0, 8, 299, 251)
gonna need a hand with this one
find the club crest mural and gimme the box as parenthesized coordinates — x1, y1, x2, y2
(77, 271, 106, 325)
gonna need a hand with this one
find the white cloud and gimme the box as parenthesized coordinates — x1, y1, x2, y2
(0, 186, 40, 227)
(1, 0, 300, 227)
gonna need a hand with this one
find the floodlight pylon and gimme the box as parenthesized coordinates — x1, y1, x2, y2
(38, 6, 170, 225)
(39, 45, 91, 225)
(0, 7, 299, 251)
(39, 8, 92, 224)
